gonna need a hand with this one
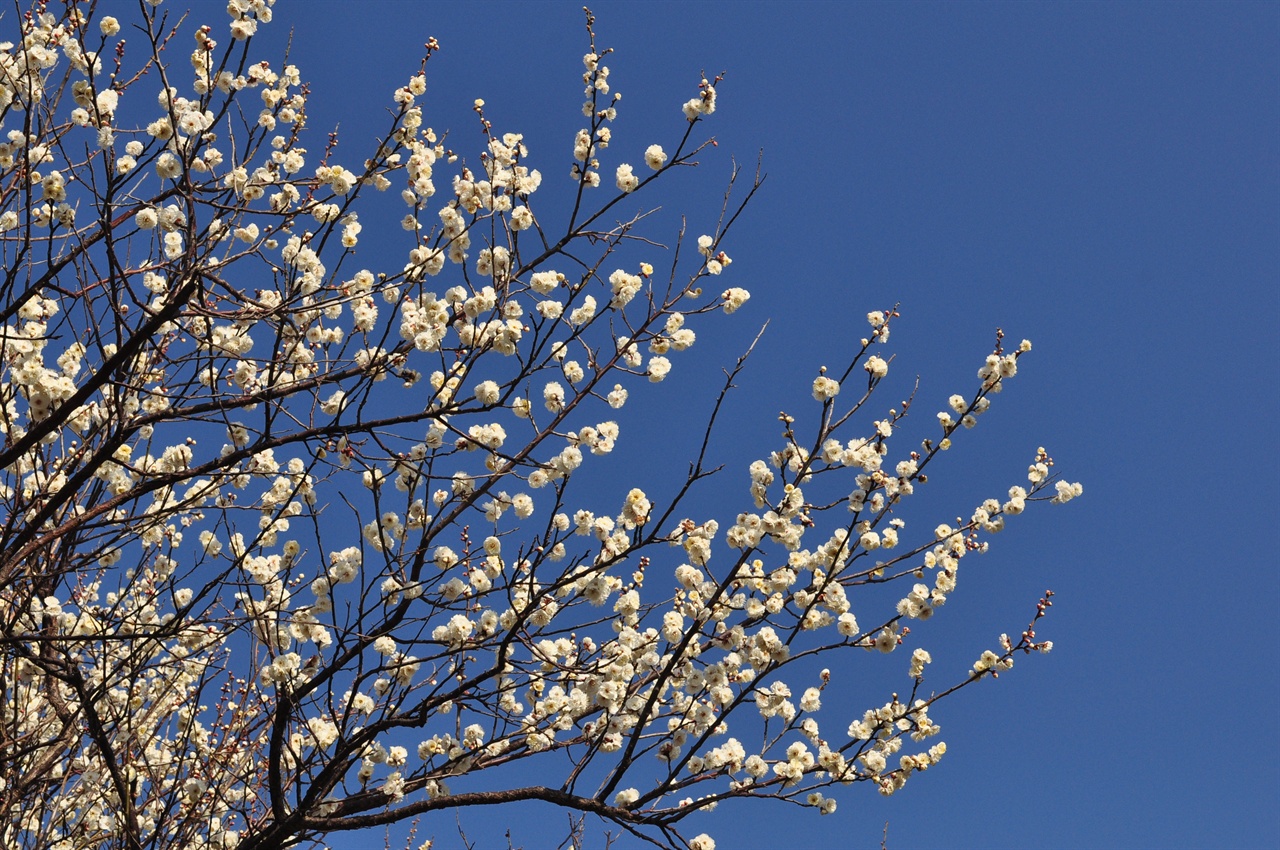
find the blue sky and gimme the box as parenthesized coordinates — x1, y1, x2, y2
(253, 2, 1278, 847)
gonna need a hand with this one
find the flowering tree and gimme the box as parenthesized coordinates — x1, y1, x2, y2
(0, 3, 1083, 849)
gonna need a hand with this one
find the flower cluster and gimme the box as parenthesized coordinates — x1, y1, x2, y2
(0, 5, 1078, 850)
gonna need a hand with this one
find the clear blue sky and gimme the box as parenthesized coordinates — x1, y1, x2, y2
(255, 2, 1277, 847)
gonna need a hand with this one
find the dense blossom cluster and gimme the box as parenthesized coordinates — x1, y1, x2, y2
(0, 4, 1079, 850)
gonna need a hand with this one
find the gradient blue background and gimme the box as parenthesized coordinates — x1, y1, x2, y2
(248, 2, 1277, 847)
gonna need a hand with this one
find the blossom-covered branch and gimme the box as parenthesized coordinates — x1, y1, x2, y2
(0, 4, 1080, 850)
